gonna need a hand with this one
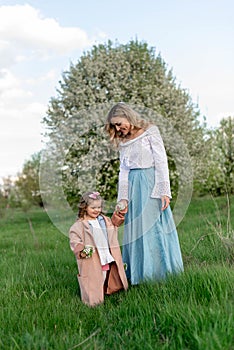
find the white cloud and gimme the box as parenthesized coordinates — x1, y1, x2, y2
(0, 4, 95, 60)
(0, 39, 17, 67)
(0, 1, 104, 180)
(0, 4, 103, 178)
(25, 69, 57, 86)
(0, 97, 46, 178)
(0, 69, 19, 92)
(0, 66, 48, 178)
(0, 69, 34, 114)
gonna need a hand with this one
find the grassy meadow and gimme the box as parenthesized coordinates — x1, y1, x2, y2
(0, 195, 234, 350)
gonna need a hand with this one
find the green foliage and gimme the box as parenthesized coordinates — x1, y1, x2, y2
(215, 117, 234, 194)
(15, 152, 43, 208)
(0, 196, 234, 349)
(97, 158, 120, 200)
(0, 189, 8, 218)
(0, 152, 44, 211)
(194, 116, 234, 196)
(0, 176, 19, 210)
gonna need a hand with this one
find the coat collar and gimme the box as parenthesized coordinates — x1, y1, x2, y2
(78, 214, 111, 227)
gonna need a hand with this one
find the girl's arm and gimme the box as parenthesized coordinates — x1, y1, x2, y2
(69, 223, 85, 258)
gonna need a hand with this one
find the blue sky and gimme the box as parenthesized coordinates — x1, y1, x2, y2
(0, 0, 233, 179)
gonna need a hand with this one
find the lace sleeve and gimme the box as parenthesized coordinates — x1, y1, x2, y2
(117, 163, 129, 202)
(147, 126, 172, 198)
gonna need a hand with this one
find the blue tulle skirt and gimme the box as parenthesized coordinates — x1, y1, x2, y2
(122, 168, 184, 285)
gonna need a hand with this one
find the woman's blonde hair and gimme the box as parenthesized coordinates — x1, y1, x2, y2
(77, 191, 103, 219)
(104, 102, 151, 147)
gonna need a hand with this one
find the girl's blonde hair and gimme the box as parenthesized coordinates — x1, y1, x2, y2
(77, 191, 103, 219)
(104, 102, 151, 147)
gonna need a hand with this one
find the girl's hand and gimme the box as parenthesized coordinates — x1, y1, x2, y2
(80, 245, 94, 259)
(161, 196, 170, 211)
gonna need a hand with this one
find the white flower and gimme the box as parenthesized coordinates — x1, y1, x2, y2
(80, 245, 95, 259)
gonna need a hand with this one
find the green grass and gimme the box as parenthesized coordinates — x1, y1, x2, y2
(0, 196, 234, 350)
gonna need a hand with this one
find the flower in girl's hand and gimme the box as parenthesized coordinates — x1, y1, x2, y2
(116, 201, 126, 212)
(80, 245, 95, 259)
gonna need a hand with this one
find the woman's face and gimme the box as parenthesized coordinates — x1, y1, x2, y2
(110, 116, 131, 137)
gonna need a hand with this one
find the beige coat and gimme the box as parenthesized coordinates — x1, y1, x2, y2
(69, 215, 128, 306)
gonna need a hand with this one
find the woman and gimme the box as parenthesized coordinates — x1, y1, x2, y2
(105, 102, 183, 285)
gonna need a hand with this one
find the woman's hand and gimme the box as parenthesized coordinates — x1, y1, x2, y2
(161, 196, 170, 211)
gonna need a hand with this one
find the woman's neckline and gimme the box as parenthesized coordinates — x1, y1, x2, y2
(119, 125, 155, 146)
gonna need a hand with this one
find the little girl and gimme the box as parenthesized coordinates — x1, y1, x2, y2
(69, 191, 128, 307)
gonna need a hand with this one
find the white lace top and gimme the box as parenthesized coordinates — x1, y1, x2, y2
(117, 125, 171, 201)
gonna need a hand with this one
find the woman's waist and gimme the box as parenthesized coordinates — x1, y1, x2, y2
(129, 167, 154, 172)
(122, 157, 154, 169)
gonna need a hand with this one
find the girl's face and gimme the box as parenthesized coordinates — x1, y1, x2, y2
(110, 116, 131, 137)
(85, 200, 102, 220)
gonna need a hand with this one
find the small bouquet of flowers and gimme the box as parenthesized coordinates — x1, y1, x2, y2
(116, 201, 127, 212)
(80, 245, 95, 259)
(111, 200, 128, 227)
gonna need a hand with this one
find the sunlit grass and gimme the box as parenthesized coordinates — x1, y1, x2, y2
(0, 196, 234, 349)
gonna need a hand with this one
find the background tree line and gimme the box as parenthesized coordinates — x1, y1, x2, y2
(0, 40, 233, 211)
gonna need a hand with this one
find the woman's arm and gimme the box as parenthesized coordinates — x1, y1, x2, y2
(117, 163, 130, 202)
(148, 126, 172, 208)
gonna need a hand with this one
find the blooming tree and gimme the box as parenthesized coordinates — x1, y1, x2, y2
(42, 40, 205, 208)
